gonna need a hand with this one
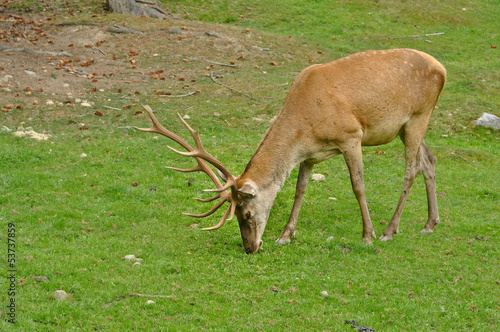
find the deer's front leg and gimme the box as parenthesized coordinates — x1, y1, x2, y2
(276, 161, 314, 245)
(342, 142, 376, 244)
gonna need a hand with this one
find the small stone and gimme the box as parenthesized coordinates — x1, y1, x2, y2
(312, 174, 326, 182)
(46, 100, 54, 105)
(213, 112, 220, 117)
(124, 255, 136, 260)
(24, 70, 36, 77)
(75, 98, 82, 103)
(53, 290, 69, 300)
(80, 102, 92, 107)
(132, 262, 142, 267)
(183, 114, 190, 119)
(80, 153, 87, 158)
(1, 74, 13, 82)
(33, 275, 49, 282)
(326, 236, 335, 242)
(63, 83, 70, 88)
(320, 291, 329, 297)
(145, 300, 155, 305)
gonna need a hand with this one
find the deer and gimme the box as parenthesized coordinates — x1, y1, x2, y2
(135, 48, 446, 254)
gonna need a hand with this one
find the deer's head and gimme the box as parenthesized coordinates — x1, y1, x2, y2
(135, 106, 269, 253)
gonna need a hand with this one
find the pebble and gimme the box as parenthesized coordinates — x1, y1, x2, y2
(320, 291, 329, 297)
(80, 153, 87, 158)
(46, 100, 54, 105)
(2, 74, 13, 82)
(132, 262, 142, 267)
(80, 102, 92, 107)
(24, 70, 36, 77)
(183, 114, 190, 119)
(53, 290, 69, 300)
(312, 174, 326, 182)
(145, 300, 155, 305)
(326, 236, 335, 242)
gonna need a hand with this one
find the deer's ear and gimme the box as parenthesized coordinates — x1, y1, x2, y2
(238, 182, 258, 198)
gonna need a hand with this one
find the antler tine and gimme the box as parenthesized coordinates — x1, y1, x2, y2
(201, 201, 236, 231)
(174, 113, 237, 190)
(135, 105, 239, 230)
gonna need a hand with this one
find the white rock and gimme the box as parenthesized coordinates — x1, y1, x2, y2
(75, 98, 82, 103)
(312, 174, 326, 182)
(80, 153, 87, 158)
(475, 112, 500, 130)
(213, 112, 220, 117)
(2, 74, 13, 82)
(326, 236, 335, 242)
(46, 100, 54, 105)
(63, 83, 70, 88)
(54, 290, 69, 300)
(80, 102, 92, 107)
(145, 300, 155, 305)
(24, 70, 36, 77)
(320, 291, 329, 297)
(124, 255, 136, 260)
(183, 114, 190, 119)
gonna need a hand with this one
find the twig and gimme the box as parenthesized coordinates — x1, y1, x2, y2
(205, 59, 237, 67)
(92, 44, 106, 56)
(210, 72, 261, 102)
(103, 105, 122, 111)
(370, 32, 444, 40)
(160, 91, 199, 98)
(130, 293, 174, 298)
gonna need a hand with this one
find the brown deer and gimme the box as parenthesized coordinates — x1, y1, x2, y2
(135, 48, 446, 254)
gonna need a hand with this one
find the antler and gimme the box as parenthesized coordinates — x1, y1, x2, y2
(134, 105, 238, 230)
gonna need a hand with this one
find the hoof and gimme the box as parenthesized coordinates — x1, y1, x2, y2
(275, 238, 291, 245)
(419, 228, 433, 235)
(379, 234, 393, 241)
(362, 237, 373, 245)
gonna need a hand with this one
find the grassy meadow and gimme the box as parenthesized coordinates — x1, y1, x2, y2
(0, 0, 498, 330)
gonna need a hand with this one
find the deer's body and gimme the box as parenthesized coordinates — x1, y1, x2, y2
(235, 49, 445, 252)
(137, 48, 446, 254)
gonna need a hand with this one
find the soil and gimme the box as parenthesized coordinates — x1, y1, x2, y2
(0, 2, 290, 125)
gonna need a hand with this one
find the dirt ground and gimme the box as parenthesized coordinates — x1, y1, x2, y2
(0, 3, 293, 122)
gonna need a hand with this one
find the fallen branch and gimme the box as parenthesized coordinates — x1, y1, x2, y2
(210, 72, 260, 102)
(130, 293, 174, 298)
(108, 25, 144, 35)
(0, 46, 72, 57)
(55, 22, 101, 27)
(160, 91, 200, 98)
(370, 32, 444, 40)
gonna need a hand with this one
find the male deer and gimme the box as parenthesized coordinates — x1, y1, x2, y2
(136, 49, 446, 254)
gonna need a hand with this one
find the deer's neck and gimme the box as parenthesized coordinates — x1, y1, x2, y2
(238, 119, 301, 194)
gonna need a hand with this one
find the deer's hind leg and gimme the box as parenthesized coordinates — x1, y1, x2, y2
(380, 120, 428, 241)
(418, 142, 440, 234)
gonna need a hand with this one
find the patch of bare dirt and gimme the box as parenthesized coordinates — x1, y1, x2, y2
(1, 11, 283, 104)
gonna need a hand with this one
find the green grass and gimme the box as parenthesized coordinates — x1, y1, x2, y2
(1, 0, 499, 330)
